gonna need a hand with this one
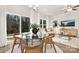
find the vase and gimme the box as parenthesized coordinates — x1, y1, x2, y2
(32, 28, 39, 34)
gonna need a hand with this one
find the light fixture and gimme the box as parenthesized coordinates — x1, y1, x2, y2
(28, 5, 39, 11)
(67, 8, 72, 11)
(67, 5, 72, 11)
(33, 6, 37, 10)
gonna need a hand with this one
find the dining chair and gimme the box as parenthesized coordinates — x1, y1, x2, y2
(21, 43, 43, 53)
(11, 33, 23, 53)
(43, 33, 57, 53)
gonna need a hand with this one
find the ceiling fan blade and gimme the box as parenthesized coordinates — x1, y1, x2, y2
(73, 5, 79, 8)
(72, 8, 77, 10)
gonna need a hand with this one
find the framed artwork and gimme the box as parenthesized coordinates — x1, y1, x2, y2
(60, 19, 75, 27)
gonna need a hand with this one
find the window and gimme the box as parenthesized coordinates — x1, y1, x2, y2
(21, 16, 30, 33)
(40, 19, 42, 28)
(7, 14, 20, 35)
(43, 20, 46, 28)
(40, 19, 46, 28)
(7, 14, 30, 35)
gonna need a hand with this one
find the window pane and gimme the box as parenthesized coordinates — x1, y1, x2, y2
(40, 25, 42, 28)
(43, 25, 46, 28)
(43, 20, 46, 24)
(7, 14, 20, 35)
(40, 19, 42, 24)
(21, 16, 30, 33)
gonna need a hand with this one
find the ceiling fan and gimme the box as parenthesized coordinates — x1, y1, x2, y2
(63, 5, 79, 13)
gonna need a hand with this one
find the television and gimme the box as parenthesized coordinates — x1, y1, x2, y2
(60, 19, 75, 27)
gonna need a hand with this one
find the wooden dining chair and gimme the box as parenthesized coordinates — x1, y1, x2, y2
(43, 33, 57, 53)
(21, 43, 43, 53)
(11, 33, 23, 53)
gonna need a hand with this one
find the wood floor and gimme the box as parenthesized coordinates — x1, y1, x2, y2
(0, 44, 10, 53)
(55, 42, 79, 53)
(0, 42, 79, 53)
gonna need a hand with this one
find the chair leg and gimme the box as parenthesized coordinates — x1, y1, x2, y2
(53, 43, 57, 53)
(21, 45, 23, 53)
(11, 43, 15, 53)
(44, 44, 46, 53)
(19, 39, 23, 53)
(50, 44, 52, 48)
(11, 38, 16, 53)
(31, 39, 33, 45)
(18, 44, 20, 48)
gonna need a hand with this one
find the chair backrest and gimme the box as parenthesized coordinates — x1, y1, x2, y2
(13, 33, 21, 38)
(43, 36, 54, 44)
(22, 43, 43, 53)
(48, 33, 55, 37)
(13, 33, 22, 42)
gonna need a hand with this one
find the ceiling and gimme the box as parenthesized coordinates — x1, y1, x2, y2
(38, 5, 65, 16)
(27, 5, 79, 17)
(38, 5, 79, 16)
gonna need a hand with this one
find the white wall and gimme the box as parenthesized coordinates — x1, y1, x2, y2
(0, 6, 7, 47)
(6, 5, 30, 17)
(47, 16, 53, 28)
(30, 10, 39, 25)
(52, 11, 79, 36)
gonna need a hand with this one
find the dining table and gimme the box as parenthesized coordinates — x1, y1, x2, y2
(21, 33, 43, 47)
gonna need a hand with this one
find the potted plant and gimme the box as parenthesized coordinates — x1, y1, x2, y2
(31, 24, 39, 34)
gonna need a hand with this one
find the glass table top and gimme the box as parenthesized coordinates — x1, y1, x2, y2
(22, 34, 42, 47)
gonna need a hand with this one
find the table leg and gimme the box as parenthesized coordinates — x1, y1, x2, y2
(31, 39, 33, 45)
